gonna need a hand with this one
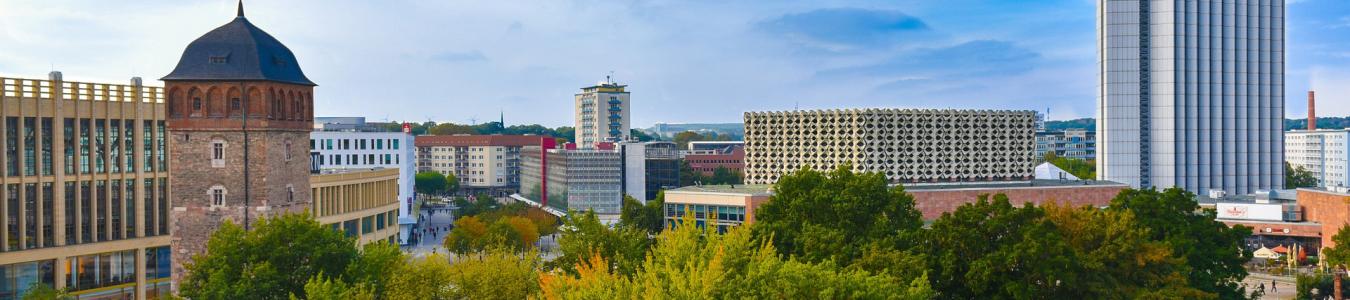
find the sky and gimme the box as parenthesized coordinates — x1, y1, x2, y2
(1, 0, 1348, 128)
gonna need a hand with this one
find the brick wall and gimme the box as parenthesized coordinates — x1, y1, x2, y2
(909, 184, 1127, 220)
(1297, 189, 1350, 248)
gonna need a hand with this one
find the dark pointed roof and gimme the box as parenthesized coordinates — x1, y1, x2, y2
(162, 3, 316, 86)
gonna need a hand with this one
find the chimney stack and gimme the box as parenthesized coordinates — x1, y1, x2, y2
(1309, 91, 1317, 131)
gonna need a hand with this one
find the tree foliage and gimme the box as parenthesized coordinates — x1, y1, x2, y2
(618, 194, 665, 234)
(752, 165, 923, 266)
(1043, 152, 1095, 180)
(1107, 187, 1253, 299)
(540, 216, 934, 299)
(415, 172, 449, 195)
(549, 210, 652, 277)
(181, 213, 359, 300)
(1286, 162, 1319, 189)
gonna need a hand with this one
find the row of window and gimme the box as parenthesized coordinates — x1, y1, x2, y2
(311, 138, 401, 151)
(3, 118, 167, 177)
(2, 179, 169, 252)
(330, 209, 398, 238)
(315, 153, 401, 166)
(0, 246, 170, 299)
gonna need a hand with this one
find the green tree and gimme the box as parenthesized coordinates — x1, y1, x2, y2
(672, 131, 703, 149)
(549, 210, 652, 277)
(1322, 226, 1350, 269)
(181, 213, 359, 300)
(541, 216, 934, 299)
(618, 193, 665, 234)
(415, 172, 448, 195)
(751, 166, 923, 266)
(386, 254, 455, 300)
(1107, 188, 1254, 299)
(1286, 162, 1319, 189)
(446, 249, 542, 299)
(444, 216, 489, 253)
(296, 272, 374, 300)
(678, 160, 709, 186)
(429, 123, 478, 135)
(20, 283, 73, 300)
(342, 242, 404, 297)
(710, 166, 742, 185)
(444, 173, 460, 195)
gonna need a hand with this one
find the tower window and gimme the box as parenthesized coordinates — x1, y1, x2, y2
(231, 98, 242, 111)
(209, 186, 227, 208)
(193, 98, 203, 111)
(285, 140, 293, 161)
(211, 140, 226, 168)
(287, 185, 295, 203)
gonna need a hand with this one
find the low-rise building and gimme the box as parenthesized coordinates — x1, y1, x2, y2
(684, 144, 744, 178)
(310, 168, 402, 245)
(415, 135, 545, 196)
(310, 130, 415, 243)
(1035, 129, 1095, 161)
(1286, 129, 1350, 188)
(663, 180, 1128, 230)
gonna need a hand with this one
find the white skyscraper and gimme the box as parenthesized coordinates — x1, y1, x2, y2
(574, 78, 630, 148)
(1097, 0, 1285, 195)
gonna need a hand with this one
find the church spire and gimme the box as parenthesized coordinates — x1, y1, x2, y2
(237, 0, 245, 18)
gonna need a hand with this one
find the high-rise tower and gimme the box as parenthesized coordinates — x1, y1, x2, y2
(1097, 0, 1285, 195)
(574, 77, 630, 148)
(162, 2, 315, 286)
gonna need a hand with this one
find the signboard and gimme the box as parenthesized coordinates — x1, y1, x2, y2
(1215, 203, 1284, 221)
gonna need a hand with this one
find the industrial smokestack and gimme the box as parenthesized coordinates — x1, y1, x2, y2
(1309, 91, 1317, 130)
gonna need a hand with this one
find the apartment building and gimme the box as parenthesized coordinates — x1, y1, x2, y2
(1035, 129, 1096, 161)
(574, 79, 630, 148)
(0, 73, 172, 299)
(415, 135, 544, 196)
(310, 130, 415, 243)
(1286, 130, 1350, 189)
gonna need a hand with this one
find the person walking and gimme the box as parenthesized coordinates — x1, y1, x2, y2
(1271, 280, 1276, 292)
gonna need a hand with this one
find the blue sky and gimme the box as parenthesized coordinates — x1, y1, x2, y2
(1, 0, 1347, 127)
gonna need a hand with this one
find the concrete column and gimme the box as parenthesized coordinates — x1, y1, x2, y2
(53, 255, 67, 289)
(133, 77, 145, 238)
(51, 71, 66, 247)
(135, 246, 147, 300)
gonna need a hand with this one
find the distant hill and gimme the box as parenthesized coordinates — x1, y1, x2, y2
(1045, 117, 1349, 131)
(645, 123, 744, 140)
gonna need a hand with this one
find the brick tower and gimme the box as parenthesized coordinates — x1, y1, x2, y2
(161, 2, 315, 287)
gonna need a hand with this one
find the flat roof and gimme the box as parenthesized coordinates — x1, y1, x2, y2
(668, 184, 773, 196)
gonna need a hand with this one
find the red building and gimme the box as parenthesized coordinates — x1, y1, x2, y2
(684, 146, 744, 177)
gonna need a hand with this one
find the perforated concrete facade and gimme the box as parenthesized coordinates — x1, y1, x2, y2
(743, 109, 1038, 185)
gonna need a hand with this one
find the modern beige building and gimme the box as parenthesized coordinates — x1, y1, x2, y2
(415, 135, 545, 195)
(663, 185, 771, 232)
(743, 108, 1038, 185)
(1, 73, 173, 299)
(311, 168, 402, 245)
(574, 79, 629, 148)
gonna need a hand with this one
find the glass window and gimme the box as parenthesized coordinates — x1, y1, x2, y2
(64, 182, 75, 245)
(64, 119, 75, 175)
(5, 184, 17, 250)
(0, 260, 56, 299)
(94, 120, 105, 174)
(362, 216, 373, 234)
(109, 120, 120, 173)
(123, 120, 134, 173)
(156, 121, 166, 171)
(40, 118, 52, 176)
(41, 183, 52, 247)
(23, 118, 35, 176)
(5, 117, 16, 176)
(81, 181, 92, 243)
(23, 183, 36, 249)
(110, 179, 122, 240)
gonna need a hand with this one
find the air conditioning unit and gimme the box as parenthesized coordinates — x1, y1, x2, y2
(1208, 189, 1227, 199)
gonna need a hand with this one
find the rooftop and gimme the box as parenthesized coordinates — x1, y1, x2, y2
(161, 2, 315, 86)
(415, 135, 547, 147)
(668, 184, 774, 196)
(667, 180, 1126, 196)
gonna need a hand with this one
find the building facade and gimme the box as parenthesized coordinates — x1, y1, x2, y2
(310, 168, 402, 245)
(1286, 129, 1350, 188)
(684, 146, 744, 177)
(663, 185, 771, 232)
(520, 147, 624, 214)
(1097, 0, 1286, 194)
(0, 74, 173, 299)
(310, 131, 415, 243)
(620, 142, 680, 201)
(163, 6, 316, 287)
(574, 80, 629, 148)
(1035, 129, 1096, 161)
(414, 135, 545, 195)
(743, 109, 1037, 185)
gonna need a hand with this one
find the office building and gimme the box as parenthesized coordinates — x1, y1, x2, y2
(310, 130, 415, 243)
(414, 135, 546, 196)
(684, 144, 744, 178)
(0, 74, 172, 299)
(1286, 130, 1349, 188)
(1097, 0, 1286, 194)
(574, 79, 629, 148)
(520, 146, 624, 215)
(163, 4, 317, 287)
(663, 185, 771, 231)
(310, 168, 402, 245)
(1035, 129, 1096, 161)
(742, 109, 1038, 185)
(620, 142, 680, 201)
